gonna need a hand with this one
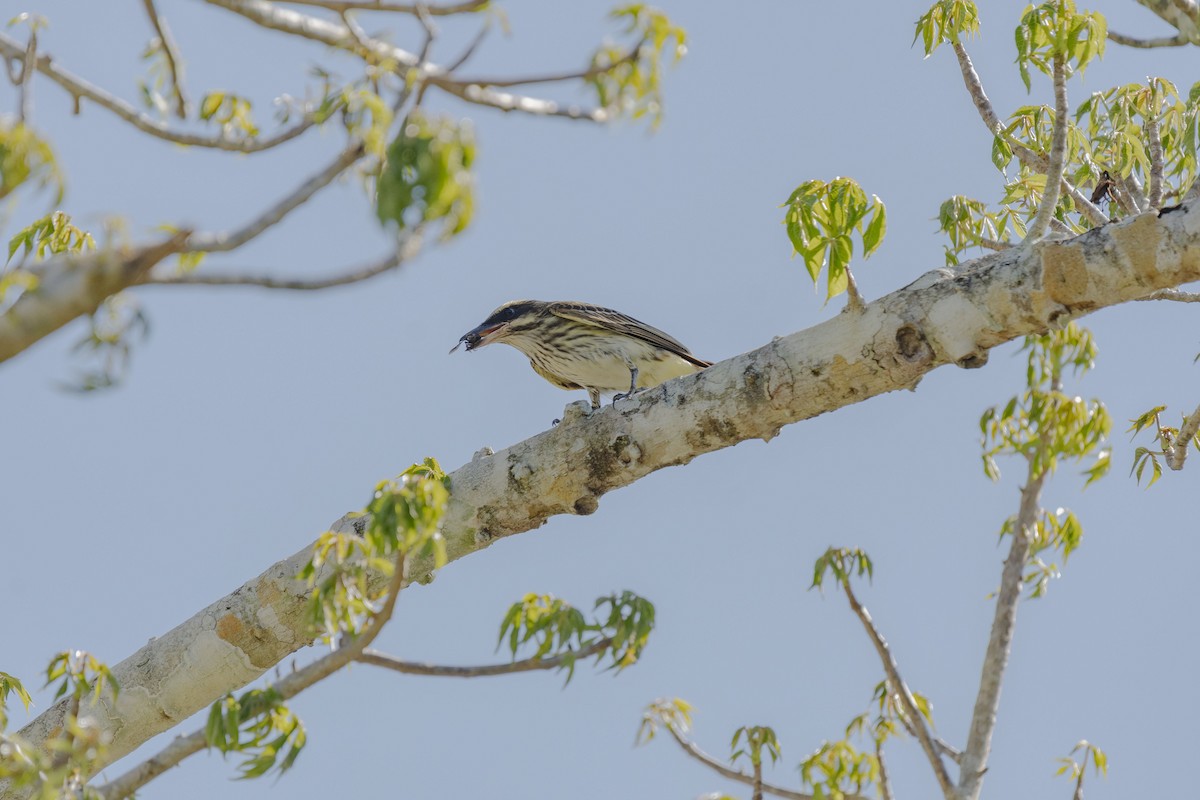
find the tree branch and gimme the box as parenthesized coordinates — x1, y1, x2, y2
(202, 0, 609, 122)
(1131, 0, 1200, 44)
(1147, 110, 1165, 209)
(92, 550, 409, 800)
(1106, 29, 1189, 47)
(1136, 287, 1200, 302)
(357, 638, 610, 677)
(436, 39, 644, 89)
(277, 0, 489, 14)
(140, 239, 418, 290)
(659, 723, 842, 800)
(0, 31, 318, 152)
(1164, 402, 1200, 471)
(0, 232, 190, 365)
(875, 741, 895, 800)
(10, 201, 1200, 791)
(141, 0, 189, 118)
(1025, 56, 1068, 242)
(15, 27, 36, 124)
(841, 581, 954, 798)
(957, 457, 1048, 800)
(950, 42, 1108, 228)
(184, 141, 366, 253)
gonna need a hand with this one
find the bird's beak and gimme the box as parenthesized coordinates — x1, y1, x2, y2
(449, 321, 506, 354)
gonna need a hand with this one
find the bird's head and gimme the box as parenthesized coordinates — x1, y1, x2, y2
(450, 300, 547, 353)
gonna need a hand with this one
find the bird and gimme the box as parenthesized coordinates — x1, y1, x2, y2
(450, 300, 712, 410)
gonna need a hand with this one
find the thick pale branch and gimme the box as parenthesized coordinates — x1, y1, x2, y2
(841, 582, 954, 798)
(141, 0, 189, 118)
(184, 141, 365, 253)
(0, 233, 189, 365)
(957, 461, 1047, 800)
(357, 638, 610, 677)
(950, 43, 1108, 228)
(1147, 112, 1165, 209)
(202, 0, 608, 121)
(0, 31, 318, 152)
(1131, 0, 1200, 44)
(10, 202, 1200, 794)
(1164, 402, 1200, 471)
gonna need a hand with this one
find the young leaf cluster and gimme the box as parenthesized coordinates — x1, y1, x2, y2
(634, 696, 693, 745)
(1055, 739, 1108, 781)
(205, 687, 307, 779)
(1014, 0, 1106, 91)
(6, 210, 95, 265)
(996, 506, 1085, 597)
(589, 4, 686, 128)
(376, 113, 476, 241)
(810, 546, 873, 592)
(1128, 406, 1200, 487)
(730, 725, 781, 769)
(497, 590, 655, 681)
(301, 459, 449, 640)
(913, 0, 980, 57)
(980, 324, 1111, 482)
(0, 121, 62, 203)
(782, 178, 886, 303)
(936, 194, 1023, 264)
(199, 91, 259, 139)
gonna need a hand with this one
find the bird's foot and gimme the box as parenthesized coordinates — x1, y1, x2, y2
(612, 388, 645, 405)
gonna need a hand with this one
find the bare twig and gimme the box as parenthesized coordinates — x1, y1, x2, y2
(957, 459, 1048, 800)
(278, 0, 489, 14)
(93, 550, 410, 800)
(951, 42, 1109, 228)
(1025, 56, 1069, 242)
(358, 638, 611, 677)
(17, 27, 36, 123)
(1147, 110, 1165, 209)
(203, 0, 609, 121)
(1136, 288, 1200, 302)
(660, 723, 849, 800)
(437, 39, 644, 89)
(140, 239, 418, 290)
(184, 141, 366, 253)
(841, 581, 955, 799)
(752, 759, 764, 800)
(443, 20, 491, 73)
(1107, 29, 1189, 47)
(0, 31, 319, 152)
(876, 741, 895, 800)
(141, 0, 189, 118)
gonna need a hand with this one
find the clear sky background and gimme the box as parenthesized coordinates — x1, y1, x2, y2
(3, 2, 1198, 798)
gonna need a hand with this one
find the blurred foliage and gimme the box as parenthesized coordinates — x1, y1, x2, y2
(1056, 739, 1108, 783)
(810, 546, 873, 592)
(206, 688, 307, 780)
(7, 210, 94, 264)
(376, 113, 475, 240)
(65, 292, 150, 393)
(199, 91, 259, 139)
(782, 178, 886, 304)
(635, 696, 693, 746)
(589, 4, 686, 127)
(498, 590, 655, 682)
(0, 121, 63, 204)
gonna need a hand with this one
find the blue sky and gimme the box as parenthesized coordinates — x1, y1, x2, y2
(3, 2, 1198, 798)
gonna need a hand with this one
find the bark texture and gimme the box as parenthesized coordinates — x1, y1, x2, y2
(6, 203, 1200, 794)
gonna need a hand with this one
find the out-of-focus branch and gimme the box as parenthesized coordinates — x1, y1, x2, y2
(141, 0, 189, 118)
(203, 0, 610, 121)
(1136, 288, 1200, 302)
(951, 42, 1108, 228)
(16, 27, 36, 122)
(278, 0, 489, 14)
(1130, 0, 1200, 44)
(1026, 56, 1068, 242)
(841, 581, 955, 799)
(0, 31, 318, 152)
(184, 141, 365, 253)
(358, 638, 610, 677)
(876, 742, 895, 800)
(437, 39, 644, 89)
(141, 238, 418, 290)
(1106, 29, 1189, 47)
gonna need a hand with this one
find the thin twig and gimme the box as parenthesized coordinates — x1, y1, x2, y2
(841, 581, 955, 799)
(1025, 56, 1069, 242)
(661, 724, 848, 800)
(92, 550, 410, 800)
(17, 27, 36, 123)
(141, 0, 189, 118)
(204, 0, 609, 122)
(978, 237, 1013, 251)
(1106, 29, 1189, 48)
(443, 20, 491, 73)
(957, 456, 1048, 800)
(0, 31, 318, 152)
(358, 638, 611, 677)
(1147, 109, 1165, 209)
(1136, 288, 1200, 302)
(278, 0, 488, 14)
(437, 39, 644, 89)
(876, 741, 895, 800)
(140, 240, 417, 290)
(184, 141, 366, 253)
(951, 42, 1108, 228)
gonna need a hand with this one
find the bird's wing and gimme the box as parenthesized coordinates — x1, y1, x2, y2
(547, 302, 712, 368)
